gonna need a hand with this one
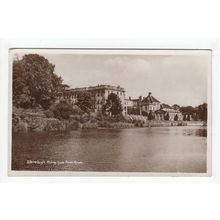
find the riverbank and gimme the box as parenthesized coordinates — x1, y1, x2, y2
(12, 107, 205, 133)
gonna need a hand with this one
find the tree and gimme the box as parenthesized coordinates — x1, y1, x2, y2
(13, 54, 64, 109)
(180, 106, 196, 115)
(148, 110, 154, 120)
(172, 104, 180, 110)
(198, 103, 207, 121)
(164, 113, 170, 121)
(53, 101, 73, 120)
(102, 93, 123, 116)
(142, 111, 148, 117)
(187, 114, 191, 121)
(174, 114, 178, 121)
(75, 91, 94, 113)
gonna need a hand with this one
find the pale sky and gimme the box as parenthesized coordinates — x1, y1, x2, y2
(14, 50, 210, 107)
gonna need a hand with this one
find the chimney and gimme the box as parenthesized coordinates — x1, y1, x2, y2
(139, 96, 142, 101)
(148, 92, 152, 96)
(129, 96, 131, 100)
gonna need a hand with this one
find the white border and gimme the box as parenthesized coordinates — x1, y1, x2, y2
(0, 39, 215, 182)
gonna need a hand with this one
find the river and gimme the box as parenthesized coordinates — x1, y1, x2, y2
(12, 126, 207, 173)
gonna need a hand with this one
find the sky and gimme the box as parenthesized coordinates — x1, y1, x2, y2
(14, 50, 210, 107)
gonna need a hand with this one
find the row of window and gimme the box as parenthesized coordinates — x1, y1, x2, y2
(96, 90, 124, 97)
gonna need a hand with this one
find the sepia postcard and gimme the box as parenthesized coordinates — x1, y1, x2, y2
(9, 48, 211, 176)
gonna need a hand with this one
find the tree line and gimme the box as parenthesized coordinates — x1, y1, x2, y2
(13, 54, 123, 119)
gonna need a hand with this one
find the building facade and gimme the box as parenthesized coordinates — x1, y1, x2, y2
(57, 86, 183, 120)
(125, 92, 183, 121)
(155, 104, 183, 121)
(141, 92, 161, 113)
(56, 84, 126, 115)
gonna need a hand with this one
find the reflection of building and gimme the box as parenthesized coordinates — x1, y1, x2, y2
(57, 84, 126, 115)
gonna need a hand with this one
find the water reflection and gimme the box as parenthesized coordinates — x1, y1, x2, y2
(12, 126, 207, 173)
(183, 127, 207, 137)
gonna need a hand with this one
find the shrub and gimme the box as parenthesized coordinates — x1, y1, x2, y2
(123, 115, 133, 123)
(174, 114, 178, 121)
(98, 120, 111, 128)
(80, 113, 90, 123)
(44, 109, 54, 118)
(68, 120, 79, 130)
(82, 122, 98, 129)
(142, 111, 148, 117)
(44, 118, 63, 131)
(70, 114, 81, 121)
(72, 105, 84, 115)
(53, 101, 73, 120)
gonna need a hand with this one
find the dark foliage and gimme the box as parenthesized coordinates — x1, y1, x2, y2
(164, 113, 170, 121)
(129, 108, 140, 115)
(75, 91, 94, 113)
(142, 111, 148, 116)
(180, 103, 207, 121)
(174, 114, 178, 121)
(148, 110, 154, 120)
(13, 54, 64, 109)
(102, 93, 123, 116)
(187, 114, 191, 121)
(53, 101, 73, 120)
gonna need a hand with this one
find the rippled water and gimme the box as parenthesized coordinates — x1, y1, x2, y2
(12, 126, 207, 173)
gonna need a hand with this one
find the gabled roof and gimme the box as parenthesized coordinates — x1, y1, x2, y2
(142, 93, 160, 104)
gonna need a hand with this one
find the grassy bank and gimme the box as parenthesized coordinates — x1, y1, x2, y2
(13, 107, 203, 133)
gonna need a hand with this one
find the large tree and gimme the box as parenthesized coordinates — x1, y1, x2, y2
(102, 93, 123, 116)
(75, 91, 94, 113)
(13, 54, 64, 109)
(197, 103, 207, 121)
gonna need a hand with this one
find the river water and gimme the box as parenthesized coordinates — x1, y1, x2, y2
(12, 126, 207, 173)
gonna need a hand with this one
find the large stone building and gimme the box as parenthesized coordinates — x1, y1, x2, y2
(56, 84, 126, 115)
(125, 92, 183, 121)
(56, 85, 183, 120)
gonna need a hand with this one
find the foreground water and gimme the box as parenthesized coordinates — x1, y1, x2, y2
(12, 126, 207, 173)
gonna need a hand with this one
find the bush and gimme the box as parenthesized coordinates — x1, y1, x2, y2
(53, 101, 73, 120)
(44, 118, 64, 131)
(44, 109, 54, 118)
(79, 113, 90, 123)
(123, 115, 133, 123)
(108, 122, 134, 129)
(72, 105, 84, 115)
(98, 120, 111, 128)
(174, 114, 178, 121)
(142, 111, 148, 117)
(68, 120, 79, 130)
(104, 114, 125, 123)
(70, 114, 81, 121)
(82, 122, 98, 129)
(12, 112, 20, 126)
